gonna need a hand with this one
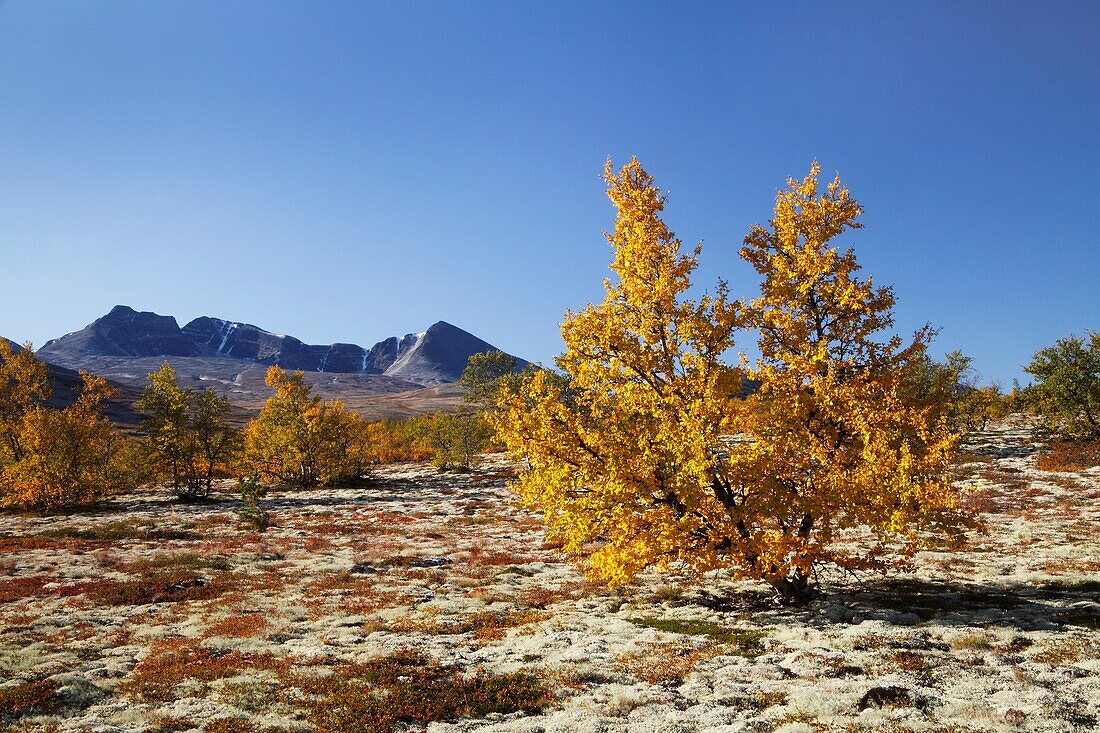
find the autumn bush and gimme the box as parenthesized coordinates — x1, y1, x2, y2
(120, 638, 288, 702)
(0, 340, 49, 457)
(306, 651, 553, 733)
(0, 342, 145, 510)
(495, 159, 972, 604)
(905, 351, 1014, 431)
(88, 553, 231, 606)
(361, 418, 433, 463)
(360, 413, 493, 469)
(1024, 331, 1100, 440)
(243, 366, 371, 487)
(1037, 437, 1100, 472)
(137, 362, 239, 500)
(418, 411, 493, 470)
(0, 678, 63, 721)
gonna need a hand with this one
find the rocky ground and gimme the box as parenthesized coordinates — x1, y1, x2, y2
(1, 417, 1097, 733)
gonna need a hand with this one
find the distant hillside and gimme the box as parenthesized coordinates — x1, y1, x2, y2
(1, 337, 146, 429)
(39, 306, 527, 385)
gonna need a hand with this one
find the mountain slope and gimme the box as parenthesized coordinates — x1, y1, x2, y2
(385, 321, 530, 384)
(38, 305, 203, 362)
(1, 337, 146, 429)
(37, 306, 525, 386)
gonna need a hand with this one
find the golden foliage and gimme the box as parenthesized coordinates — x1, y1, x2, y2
(495, 157, 744, 586)
(730, 162, 967, 598)
(137, 362, 239, 500)
(495, 158, 971, 602)
(2, 372, 143, 510)
(242, 366, 369, 487)
(362, 418, 434, 464)
(0, 339, 50, 465)
(419, 411, 493, 470)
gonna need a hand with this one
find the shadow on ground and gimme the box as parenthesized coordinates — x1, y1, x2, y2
(681, 577, 1100, 632)
(823, 578, 1100, 631)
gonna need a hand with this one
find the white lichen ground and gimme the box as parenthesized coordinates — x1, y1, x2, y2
(1, 417, 1097, 732)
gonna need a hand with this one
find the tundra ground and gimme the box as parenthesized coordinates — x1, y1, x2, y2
(1, 417, 1097, 733)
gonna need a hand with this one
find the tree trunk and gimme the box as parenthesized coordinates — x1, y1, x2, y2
(769, 568, 817, 606)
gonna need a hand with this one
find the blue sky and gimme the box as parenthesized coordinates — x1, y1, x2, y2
(1, 2, 1097, 385)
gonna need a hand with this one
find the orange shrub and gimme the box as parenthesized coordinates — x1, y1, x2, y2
(1037, 437, 1100, 472)
(357, 418, 428, 463)
(1, 374, 144, 510)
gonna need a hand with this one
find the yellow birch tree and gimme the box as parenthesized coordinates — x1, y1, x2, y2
(495, 158, 970, 604)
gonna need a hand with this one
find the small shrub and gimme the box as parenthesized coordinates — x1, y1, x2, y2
(74, 551, 232, 605)
(883, 649, 935, 675)
(0, 575, 77, 604)
(614, 642, 720, 684)
(307, 651, 553, 733)
(87, 569, 227, 606)
(516, 584, 583, 609)
(754, 690, 789, 709)
(1032, 637, 1100, 665)
(1, 373, 145, 510)
(120, 552, 231, 574)
(237, 474, 270, 532)
(1037, 438, 1100, 472)
(951, 631, 994, 650)
(383, 609, 549, 641)
(203, 718, 260, 733)
(206, 614, 270, 639)
(40, 520, 199, 542)
(120, 638, 288, 702)
(627, 617, 767, 655)
(215, 680, 279, 713)
(0, 678, 62, 720)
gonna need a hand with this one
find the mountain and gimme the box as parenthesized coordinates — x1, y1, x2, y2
(38, 305, 526, 385)
(386, 321, 522, 384)
(179, 316, 423, 374)
(39, 305, 203, 360)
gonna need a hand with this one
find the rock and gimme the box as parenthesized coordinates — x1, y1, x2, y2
(39, 305, 202, 360)
(857, 686, 912, 710)
(827, 665, 865, 678)
(383, 320, 530, 384)
(54, 675, 108, 711)
(410, 557, 451, 568)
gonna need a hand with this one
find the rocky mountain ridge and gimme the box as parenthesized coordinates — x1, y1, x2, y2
(38, 305, 526, 385)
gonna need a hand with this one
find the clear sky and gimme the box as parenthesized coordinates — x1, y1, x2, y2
(1, 2, 1097, 385)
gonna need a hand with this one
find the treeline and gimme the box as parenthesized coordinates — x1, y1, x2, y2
(915, 335, 1100, 455)
(0, 340, 503, 511)
(1, 325, 1095, 513)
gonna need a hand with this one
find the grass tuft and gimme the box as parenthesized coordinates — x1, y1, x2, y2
(627, 617, 767, 655)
